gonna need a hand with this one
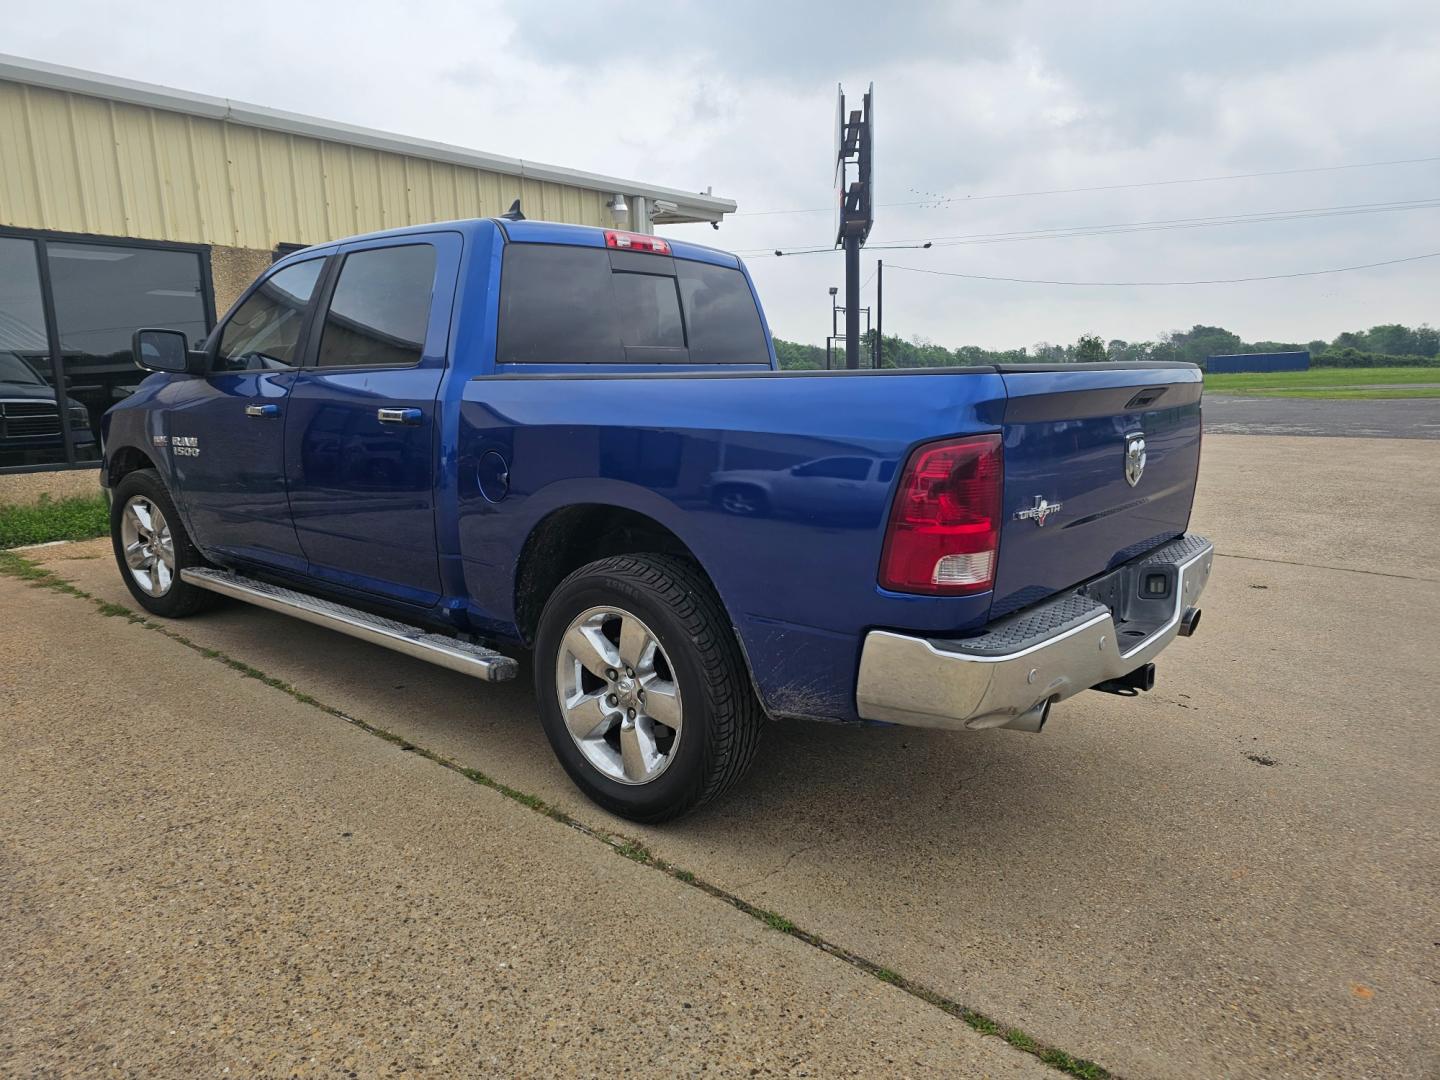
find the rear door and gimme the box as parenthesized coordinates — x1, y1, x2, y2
(169, 255, 328, 571)
(283, 231, 461, 607)
(989, 365, 1203, 618)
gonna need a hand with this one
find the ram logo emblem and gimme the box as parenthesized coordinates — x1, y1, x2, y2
(1124, 432, 1147, 487)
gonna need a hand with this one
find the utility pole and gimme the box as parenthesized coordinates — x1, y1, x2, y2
(827, 286, 838, 369)
(827, 283, 872, 370)
(844, 239, 860, 368)
(832, 83, 875, 369)
(875, 260, 883, 369)
(830, 286, 839, 369)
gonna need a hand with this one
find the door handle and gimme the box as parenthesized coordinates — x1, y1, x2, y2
(245, 403, 279, 419)
(377, 407, 423, 425)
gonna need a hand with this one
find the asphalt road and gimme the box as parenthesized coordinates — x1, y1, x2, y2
(1202, 393, 1440, 438)
(5, 433, 1438, 1078)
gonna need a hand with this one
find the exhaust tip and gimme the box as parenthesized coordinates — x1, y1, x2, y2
(997, 697, 1051, 733)
(1180, 607, 1202, 637)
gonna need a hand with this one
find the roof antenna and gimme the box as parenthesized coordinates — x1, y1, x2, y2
(500, 199, 525, 221)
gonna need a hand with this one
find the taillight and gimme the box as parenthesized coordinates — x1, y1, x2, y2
(879, 434, 1002, 595)
(605, 230, 671, 255)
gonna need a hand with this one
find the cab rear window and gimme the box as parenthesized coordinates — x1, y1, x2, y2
(496, 243, 768, 365)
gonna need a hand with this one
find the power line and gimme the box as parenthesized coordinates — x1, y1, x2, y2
(920, 198, 1440, 246)
(734, 197, 1440, 257)
(759, 240, 932, 259)
(732, 154, 1440, 217)
(883, 250, 1440, 287)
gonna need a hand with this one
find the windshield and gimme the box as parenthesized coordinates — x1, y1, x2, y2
(0, 351, 45, 385)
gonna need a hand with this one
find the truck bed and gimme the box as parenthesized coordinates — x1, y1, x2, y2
(459, 360, 1202, 722)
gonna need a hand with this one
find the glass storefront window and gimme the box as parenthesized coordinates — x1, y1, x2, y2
(0, 237, 69, 468)
(46, 241, 209, 449)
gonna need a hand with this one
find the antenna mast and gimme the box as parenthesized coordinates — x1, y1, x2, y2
(833, 83, 875, 369)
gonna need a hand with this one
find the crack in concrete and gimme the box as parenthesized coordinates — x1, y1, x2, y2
(730, 839, 829, 892)
(1214, 551, 1438, 582)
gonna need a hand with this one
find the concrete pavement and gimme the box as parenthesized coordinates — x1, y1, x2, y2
(0, 578, 1050, 1078)
(6, 432, 1439, 1077)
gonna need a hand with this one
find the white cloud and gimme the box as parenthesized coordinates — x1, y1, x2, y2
(6, 0, 1438, 349)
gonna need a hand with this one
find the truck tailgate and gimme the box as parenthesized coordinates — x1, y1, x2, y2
(990, 364, 1203, 618)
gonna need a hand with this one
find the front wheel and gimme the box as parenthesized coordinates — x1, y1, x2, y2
(110, 468, 217, 618)
(533, 554, 765, 823)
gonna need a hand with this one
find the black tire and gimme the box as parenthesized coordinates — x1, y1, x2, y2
(109, 468, 217, 618)
(534, 554, 765, 823)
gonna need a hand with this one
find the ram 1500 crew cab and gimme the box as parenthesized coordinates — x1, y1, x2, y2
(104, 217, 1211, 822)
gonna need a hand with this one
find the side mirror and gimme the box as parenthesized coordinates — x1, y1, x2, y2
(132, 328, 206, 375)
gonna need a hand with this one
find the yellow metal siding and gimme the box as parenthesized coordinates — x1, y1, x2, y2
(0, 87, 41, 226)
(0, 81, 613, 247)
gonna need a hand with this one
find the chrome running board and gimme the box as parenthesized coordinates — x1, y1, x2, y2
(180, 568, 518, 682)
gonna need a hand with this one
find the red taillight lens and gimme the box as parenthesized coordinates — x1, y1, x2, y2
(879, 434, 1002, 595)
(604, 230, 671, 255)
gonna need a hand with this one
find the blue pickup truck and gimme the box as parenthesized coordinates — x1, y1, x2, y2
(103, 217, 1211, 821)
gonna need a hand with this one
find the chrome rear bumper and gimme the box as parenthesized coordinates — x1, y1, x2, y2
(856, 533, 1213, 731)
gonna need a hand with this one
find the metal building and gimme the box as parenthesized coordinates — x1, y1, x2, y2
(0, 54, 735, 475)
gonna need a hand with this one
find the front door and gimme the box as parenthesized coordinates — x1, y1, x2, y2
(169, 255, 329, 572)
(284, 233, 460, 607)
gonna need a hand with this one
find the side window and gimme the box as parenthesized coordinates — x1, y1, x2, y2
(497, 245, 622, 364)
(217, 259, 324, 371)
(316, 244, 437, 368)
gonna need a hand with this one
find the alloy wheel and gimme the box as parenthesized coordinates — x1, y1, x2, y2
(120, 495, 175, 597)
(555, 606, 684, 785)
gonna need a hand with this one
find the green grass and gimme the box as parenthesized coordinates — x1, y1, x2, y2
(1205, 366, 1440, 398)
(614, 838, 653, 863)
(759, 910, 796, 934)
(0, 493, 110, 549)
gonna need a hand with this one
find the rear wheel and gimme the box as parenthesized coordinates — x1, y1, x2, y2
(110, 468, 216, 618)
(534, 554, 764, 823)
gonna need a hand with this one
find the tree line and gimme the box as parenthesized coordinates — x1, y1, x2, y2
(772, 322, 1440, 370)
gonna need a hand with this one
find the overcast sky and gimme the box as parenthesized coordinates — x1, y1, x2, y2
(8, 0, 1439, 349)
